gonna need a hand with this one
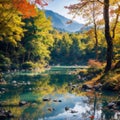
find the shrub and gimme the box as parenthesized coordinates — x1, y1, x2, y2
(0, 54, 11, 71)
(88, 59, 103, 69)
(10, 64, 19, 70)
(21, 61, 34, 70)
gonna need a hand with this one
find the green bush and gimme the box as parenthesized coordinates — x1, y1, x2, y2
(10, 64, 19, 70)
(21, 61, 34, 70)
(0, 54, 11, 71)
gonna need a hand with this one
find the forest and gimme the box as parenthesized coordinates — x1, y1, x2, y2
(0, 0, 120, 90)
(0, 0, 120, 120)
(0, 0, 120, 71)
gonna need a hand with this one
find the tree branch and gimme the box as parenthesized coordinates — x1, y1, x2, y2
(96, 0, 103, 4)
(112, 5, 120, 39)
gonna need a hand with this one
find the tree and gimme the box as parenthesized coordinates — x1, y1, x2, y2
(104, 0, 113, 72)
(13, 0, 37, 18)
(0, 3, 24, 46)
(65, 0, 102, 60)
(103, 0, 120, 72)
(65, 0, 120, 72)
(21, 11, 53, 65)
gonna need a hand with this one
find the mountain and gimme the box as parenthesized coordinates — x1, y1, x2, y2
(45, 10, 84, 33)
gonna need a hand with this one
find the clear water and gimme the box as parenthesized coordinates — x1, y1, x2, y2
(0, 68, 119, 120)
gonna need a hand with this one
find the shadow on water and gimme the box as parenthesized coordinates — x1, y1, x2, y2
(0, 67, 120, 120)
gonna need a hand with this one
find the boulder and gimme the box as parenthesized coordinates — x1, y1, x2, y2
(48, 107, 55, 112)
(71, 110, 78, 113)
(65, 106, 70, 111)
(107, 102, 116, 109)
(12, 80, 17, 84)
(19, 101, 28, 106)
(58, 100, 62, 102)
(81, 84, 93, 90)
(53, 99, 58, 102)
(53, 99, 62, 102)
(42, 98, 51, 102)
(68, 82, 72, 86)
(0, 88, 7, 93)
(0, 79, 6, 84)
(93, 83, 102, 91)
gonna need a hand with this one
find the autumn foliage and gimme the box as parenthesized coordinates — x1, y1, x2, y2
(88, 59, 102, 68)
(12, 0, 49, 18)
(13, 0, 37, 18)
(35, 0, 48, 6)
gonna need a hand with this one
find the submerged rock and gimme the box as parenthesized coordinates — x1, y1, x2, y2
(48, 107, 55, 112)
(42, 98, 51, 102)
(53, 99, 58, 102)
(58, 100, 62, 102)
(65, 106, 70, 111)
(53, 99, 62, 102)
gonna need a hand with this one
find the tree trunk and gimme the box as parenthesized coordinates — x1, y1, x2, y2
(104, 0, 113, 72)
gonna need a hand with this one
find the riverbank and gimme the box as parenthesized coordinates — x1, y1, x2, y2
(83, 65, 120, 91)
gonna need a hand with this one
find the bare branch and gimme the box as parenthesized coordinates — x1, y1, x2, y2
(112, 5, 120, 39)
(96, 0, 103, 4)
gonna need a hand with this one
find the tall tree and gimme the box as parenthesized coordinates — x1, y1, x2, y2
(65, 0, 120, 72)
(13, 0, 37, 18)
(104, 0, 113, 72)
(21, 11, 53, 65)
(65, 0, 102, 60)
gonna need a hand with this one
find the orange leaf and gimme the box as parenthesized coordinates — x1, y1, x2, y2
(13, 0, 37, 18)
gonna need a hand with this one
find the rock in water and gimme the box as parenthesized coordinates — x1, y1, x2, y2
(42, 98, 51, 102)
(65, 106, 69, 111)
(19, 101, 28, 106)
(81, 84, 93, 90)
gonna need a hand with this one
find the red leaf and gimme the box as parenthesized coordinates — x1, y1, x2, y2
(35, 0, 48, 6)
(89, 115, 94, 120)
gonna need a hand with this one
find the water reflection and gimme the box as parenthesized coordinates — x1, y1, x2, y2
(0, 71, 119, 120)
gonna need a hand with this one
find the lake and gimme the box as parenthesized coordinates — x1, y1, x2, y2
(0, 66, 119, 120)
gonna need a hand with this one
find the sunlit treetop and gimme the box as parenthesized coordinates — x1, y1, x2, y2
(0, 0, 49, 18)
(13, 0, 49, 18)
(16, 0, 49, 18)
(13, 0, 37, 18)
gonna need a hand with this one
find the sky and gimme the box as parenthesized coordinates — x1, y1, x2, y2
(44, 0, 85, 24)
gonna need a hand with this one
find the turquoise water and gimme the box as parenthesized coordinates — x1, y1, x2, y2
(0, 69, 119, 120)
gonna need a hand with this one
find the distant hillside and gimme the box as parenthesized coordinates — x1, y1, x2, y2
(45, 10, 84, 33)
